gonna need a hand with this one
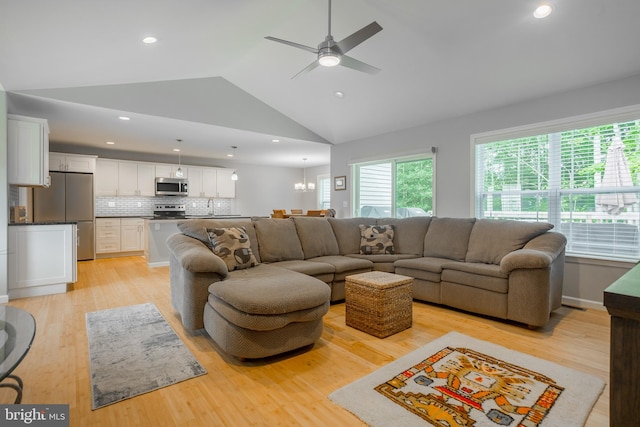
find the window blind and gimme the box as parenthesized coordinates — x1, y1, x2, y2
(475, 118, 640, 260)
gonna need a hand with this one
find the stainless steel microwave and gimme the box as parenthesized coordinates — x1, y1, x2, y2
(155, 177, 188, 196)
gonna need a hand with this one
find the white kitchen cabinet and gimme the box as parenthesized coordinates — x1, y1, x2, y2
(187, 166, 218, 197)
(216, 169, 236, 198)
(120, 218, 145, 251)
(7, 115, 50, 187)
(155, 164, 187, 179)
(96, 159, 156, 197)
(95, 159, 119, 196)
(8, 223, 77, 299)
(95, 218, 121, 253)
(118, 162, 139, 196)
(137, 163, 156, 196)
(50, 152, 96, 173)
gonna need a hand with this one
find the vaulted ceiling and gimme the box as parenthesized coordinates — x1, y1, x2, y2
(2, 0, 640, 167)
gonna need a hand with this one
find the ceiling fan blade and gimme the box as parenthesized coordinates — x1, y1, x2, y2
(291, 60, 321, 79)
(339, 55, 381, 75)
(335, 21, 382, 54)
(265, 36, 318, 54)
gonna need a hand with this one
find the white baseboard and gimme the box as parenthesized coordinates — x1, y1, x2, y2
(8, 283, 67, 300)
(0, 294, 8, 304)
(562, 295, 606, 311)
(147, 261, 169, 268)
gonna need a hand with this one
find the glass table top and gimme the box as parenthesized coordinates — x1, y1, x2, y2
(0, 305, 36, 381)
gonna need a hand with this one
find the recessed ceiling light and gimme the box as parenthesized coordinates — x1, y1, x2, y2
(534, 4, 553, 19)
(173, 148, 181, 152)
(142, 36, 157, 44)
(118, 116, 130, 121)
(272, 139, 280, 143)
(105, 141, 115, 145)
(334, 91, 345, 99)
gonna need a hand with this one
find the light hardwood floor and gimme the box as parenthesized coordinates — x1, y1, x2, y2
(1, 256, 610, 426)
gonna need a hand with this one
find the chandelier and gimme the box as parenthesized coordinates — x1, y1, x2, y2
(295, 158, 315, 192)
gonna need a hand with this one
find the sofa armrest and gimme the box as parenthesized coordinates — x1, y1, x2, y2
(167, 233, 229, 276)
(167, 233, 229, 330)
(500, 232, 567, 273)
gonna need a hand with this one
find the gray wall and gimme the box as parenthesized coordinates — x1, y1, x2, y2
(1, 87, 8, 302)
(331, 73, 640, 308)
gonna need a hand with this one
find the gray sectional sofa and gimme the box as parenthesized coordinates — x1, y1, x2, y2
(167, 216, 566, 358)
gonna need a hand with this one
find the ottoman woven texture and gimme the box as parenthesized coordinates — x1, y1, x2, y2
(345, 271, 413, 338)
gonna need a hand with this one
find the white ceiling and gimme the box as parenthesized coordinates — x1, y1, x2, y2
(2, 0, 640, 168)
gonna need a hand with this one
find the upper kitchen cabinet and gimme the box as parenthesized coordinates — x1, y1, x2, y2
(96, 159, 156, 196)
(155, 164, 188, 179)
(216, 169, 236, 198)
(95, 159, 119, 196)
(7, 114, 50, 187)
(118, 161, 155, 196)
(49, 152, 96, 173)
(187, 167, 218, 197)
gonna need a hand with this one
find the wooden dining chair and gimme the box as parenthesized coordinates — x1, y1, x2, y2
(271, 209, 286, 218)
(306, 210, 323, 217)
(290, 209, 303, 214)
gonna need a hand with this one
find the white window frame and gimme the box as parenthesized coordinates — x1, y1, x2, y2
(471, 104, 640, 261)
(351, 152, 436, 218)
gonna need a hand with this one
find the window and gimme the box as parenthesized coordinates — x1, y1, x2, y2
(354, 155, 434, 218)
(474, 107, 640, 260)
(318, 175, 330, 209)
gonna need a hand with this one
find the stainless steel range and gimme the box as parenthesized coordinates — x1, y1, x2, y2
(153, 203, 186, 219)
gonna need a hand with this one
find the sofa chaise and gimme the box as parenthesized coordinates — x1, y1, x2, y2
(167, 216, 566, 358)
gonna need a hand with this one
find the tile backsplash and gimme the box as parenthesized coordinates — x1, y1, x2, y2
(95, 196, 235, 217)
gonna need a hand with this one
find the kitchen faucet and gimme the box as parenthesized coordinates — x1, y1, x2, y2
(207, 198, 214, 215)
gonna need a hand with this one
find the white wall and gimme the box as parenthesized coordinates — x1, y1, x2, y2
(331, 73, 640, 307)
(207, 162, 329, 217)
(0, 86, 8, 302)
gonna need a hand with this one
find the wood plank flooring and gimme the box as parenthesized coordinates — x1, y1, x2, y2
(1, 256, 610, 426)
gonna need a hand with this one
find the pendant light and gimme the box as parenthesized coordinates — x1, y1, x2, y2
(230, 146, 238, 181)
(295, 158, 315, 192)
(175, 139, 184, 178)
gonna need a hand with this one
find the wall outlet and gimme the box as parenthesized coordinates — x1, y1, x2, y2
(137, 202, 142, 207)
(216, 202, 221, 207)
(192, 202, 196, 207)
(108, 202, 116, 207)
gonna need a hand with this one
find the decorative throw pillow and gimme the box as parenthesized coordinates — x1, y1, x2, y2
(359, 224, 395, 255)
(207, 226, 258, 271)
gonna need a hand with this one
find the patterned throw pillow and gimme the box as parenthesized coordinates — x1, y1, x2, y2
(206, 226, 258, 271)
(359, 224, 395, 255)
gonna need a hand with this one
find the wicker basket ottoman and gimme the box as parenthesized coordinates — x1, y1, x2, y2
(345, 271, 413, 338)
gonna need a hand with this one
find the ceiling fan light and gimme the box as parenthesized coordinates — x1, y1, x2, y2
(318, 52, 341, 67)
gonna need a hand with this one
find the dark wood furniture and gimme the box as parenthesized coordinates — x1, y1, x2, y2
(604, 263, 640, 427)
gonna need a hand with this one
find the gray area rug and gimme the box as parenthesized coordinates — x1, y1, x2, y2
(329, 331, 604, 427)
(86, 303, 206, 409)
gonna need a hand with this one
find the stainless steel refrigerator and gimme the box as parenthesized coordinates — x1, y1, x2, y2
(33, 171, 95, 261)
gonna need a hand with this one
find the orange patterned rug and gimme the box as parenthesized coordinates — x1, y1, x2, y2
(329, 332, 604, 427)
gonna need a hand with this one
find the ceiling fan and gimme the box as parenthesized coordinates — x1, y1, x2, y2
(265, 0, 382, 79)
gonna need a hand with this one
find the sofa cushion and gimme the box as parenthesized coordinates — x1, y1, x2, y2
(328, 217, 378, 254)
(377, 217, 431, 255)
(253, 218, 304, 262)
(209, 264, 329, 315)
(465, 219, 554, 265)
(292, 217, 340, 259)
(178, 219, 261, 263)
(359, 224, 395, 254)
(207, 226, 258, 271)
(423, 217, 476, 261)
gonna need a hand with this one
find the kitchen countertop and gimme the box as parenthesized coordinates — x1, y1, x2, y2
(9, 221, 78, 226)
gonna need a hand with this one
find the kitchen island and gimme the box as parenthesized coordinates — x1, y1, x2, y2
(7, 222, 77, 299)
(144, 216, 260, 267)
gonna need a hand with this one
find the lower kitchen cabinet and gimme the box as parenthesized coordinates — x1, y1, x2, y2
(120, 218, 145, 252)
(96, 218, 145, 257)
(8, 223, 77, 299)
